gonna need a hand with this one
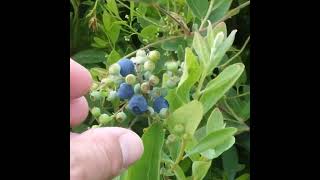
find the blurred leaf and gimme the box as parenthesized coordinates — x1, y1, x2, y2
(235, 173, 250, 180)
(161, 37, 187, 51)
(206, 108, 225, 134)
(165, 88, 183, 112)
(106, 0, 119, 18)
(72, 49, 106, 64)
(139, 25, 159, 43)
(107, 49, 121, 66)
(93, 37, 108, 48)
(127, 122, 164, 180)
(71, 123, 89, 133)
(222, 146, 239, 180)
(174, 165, 187, 180)
(186, 0, 208, 19)
(209, 0, 233, 23)
(108, 24, 121, 45)
(193, 32, 210, 68)
(177, 48, 201, 103)
(200, 63, 244, 114)
(186, 127, 237, 157)
(207, 22, 227, 47)
(167, 100, 203, 136)
(192, 161, 212, 180)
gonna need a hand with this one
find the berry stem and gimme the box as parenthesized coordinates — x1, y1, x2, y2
(171, 138, 186, 170)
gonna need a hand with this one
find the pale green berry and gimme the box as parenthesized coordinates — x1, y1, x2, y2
(165, 61, 179, 72)
(90, 82, 99, 91)
(109, 64, 121, 75)
(149, 75, 160, 86)
(141, 82, 150, 93)
(116, 112, 127, 122)
(148, 50, 160, 62)
(91, 107, 101, 117)
(91, 125, 100, 129)
(167, 134, 176, 142)
(101, 78, 114, 87)
(134, 56, 148, 64)
(134, 83, 141, 94)
(173, 124, 185, 135)
(90, 91, 102, 100)
(125, 74, 136, 85)
(166, 78, 177, 88)
(144, 60, 155, 72)
(144, 71, 152, 80)
(136, 49, 146, 57)
(107, 90, 118, 101)
(100, 90, 108, 97)
(98, 114, 112, 125)
(159, 108, 169, 118)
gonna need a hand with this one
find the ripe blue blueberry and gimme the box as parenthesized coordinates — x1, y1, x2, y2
(153, 96, 169, 113)
(117, 58, 135, 77)
(117, 83, 134, 100)
(128, 95, 148, 115)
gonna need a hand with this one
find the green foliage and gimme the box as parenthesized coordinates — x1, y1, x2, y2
(70, 0, 250, 179)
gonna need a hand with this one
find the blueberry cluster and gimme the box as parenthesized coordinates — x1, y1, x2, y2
(89, 49, 180, 126)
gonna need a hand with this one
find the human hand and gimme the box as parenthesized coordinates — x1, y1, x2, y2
(70, 59, 144, 180)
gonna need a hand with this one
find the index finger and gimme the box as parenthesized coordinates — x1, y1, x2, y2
(70, 59, 92, 99)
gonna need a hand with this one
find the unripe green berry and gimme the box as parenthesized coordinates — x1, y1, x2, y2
(159, 108, 169, 118)
(144, 60, 155, 72)
(165, 61, 179, 72)
(144, 71, 152, 80)
(125, 74, 136, 85)
(148, 50, 160, 62)
(183, 133, 191, 140)
(109, 64, 121, 75)
(98, 114, 112, 125)
(173, 124, 185, 135)
(141, 82, 150, 93)
(100, 90, 108, 97)
(166, 79, 177, 89)
(149, 75, 160, 86)
(167, 134, 176, 143)
(90, 91, 102, 100)
(101, 78, 114, 87)
(134, 56, 148, 64)
(90, 82, 99, 91)
(107, 91, 118, 101)
(91, 125, 100, 129)
(134, 83, 141, 94)
(91, 107, 101, 117)
(116, 112, 127, 122)
(136, 49, 146, 57)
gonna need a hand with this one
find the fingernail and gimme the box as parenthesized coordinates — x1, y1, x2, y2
(119, 132, 144, 168)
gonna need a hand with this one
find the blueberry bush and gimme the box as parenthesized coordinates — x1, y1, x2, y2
(70, 0, 250, 179)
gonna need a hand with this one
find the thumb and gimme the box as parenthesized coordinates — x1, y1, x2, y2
(70, 127, 144, 180)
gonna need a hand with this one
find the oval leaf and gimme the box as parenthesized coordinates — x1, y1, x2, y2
(200, 63, 244, 114)
(127, 122, 164, 180)
(206, 108, 225, 134)
(192, 161, 212, 180)
(186, 127, 237, 157)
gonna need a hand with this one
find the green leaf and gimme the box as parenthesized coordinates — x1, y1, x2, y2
(167, 100, 203, 136)
(209, 0, 233, 24)
(93, 37, 108, 48)
(207, 22, 227, 47)
(209, 30, 237, 71)
(200, 63, 244, 114)
(201, 136, 235, 159)
(168, 140, 180, 160)
(165, 88, 183, 112)
(206, 108, 225, 134)
(192, 161, 212, 180)
(222, 146, 239, 180)
(127, 122, 164, 180)
(236, 173, 250, 180)
(108, 24, 121, 45)
(72, 49, 106, 64)
(71, 123, 89, 133)
(106, 49, 121, 66)
(103, 11, 112, 31)
(139, 25, 159, 43)
(106, 0, 119, 18)
(161, 37, 187, 51)
(186, 0, 209, 19)
(186, 127, 237, 157)
(176, 48, 201, 103)
(193, 32, 210, 68)
(174, 165, 187, 180)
